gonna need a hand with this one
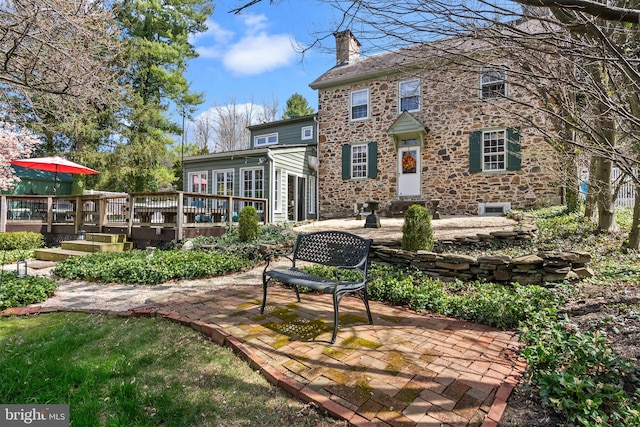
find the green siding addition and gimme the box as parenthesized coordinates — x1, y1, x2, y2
(250, 116, 316, 148)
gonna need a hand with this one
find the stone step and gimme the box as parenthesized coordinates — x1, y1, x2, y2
(85, 233, 127, 243)
(35, 248, 93, 262)
(388, 200, 427, 217)
(61, 240, 125, 253)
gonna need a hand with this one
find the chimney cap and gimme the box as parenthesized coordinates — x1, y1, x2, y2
(334, 30, 361, 47)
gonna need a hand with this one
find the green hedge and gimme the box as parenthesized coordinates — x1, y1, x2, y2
(52, 249, 252, 285)
(0, 232, 43, 251)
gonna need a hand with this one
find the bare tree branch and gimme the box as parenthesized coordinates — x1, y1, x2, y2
(514, 0, 640, 24)
(0, 0, 123, 120)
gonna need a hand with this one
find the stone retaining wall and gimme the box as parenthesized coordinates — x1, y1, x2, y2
(371, 246, 593, 285)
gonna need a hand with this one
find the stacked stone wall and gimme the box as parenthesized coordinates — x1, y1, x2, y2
(317, 65, 563, 218)
(371, 246, 593, 285)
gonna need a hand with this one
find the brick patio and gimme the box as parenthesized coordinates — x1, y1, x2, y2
(136, 282, 525, 427)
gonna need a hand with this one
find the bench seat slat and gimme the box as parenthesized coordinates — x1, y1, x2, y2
(265, 268, 361, 293)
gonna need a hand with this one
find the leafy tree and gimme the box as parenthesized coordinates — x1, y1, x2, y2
(101, 0, 212, 192)
(282, 93, 314, 119)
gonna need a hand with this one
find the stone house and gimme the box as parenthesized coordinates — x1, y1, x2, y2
(182, 114, 318, 223)
(310, 30, 562, 218)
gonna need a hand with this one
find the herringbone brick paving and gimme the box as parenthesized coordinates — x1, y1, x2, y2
(142, 282, 525, 427)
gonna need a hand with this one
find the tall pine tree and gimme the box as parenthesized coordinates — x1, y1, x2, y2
(283, 93, 314, 119)
(103, 0, 212, 192)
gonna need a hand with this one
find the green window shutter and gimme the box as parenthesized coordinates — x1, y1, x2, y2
(506, 127, 521, 171)
(342, 144, 351, 180)
(469, 131, 482, 172)
(367, 141, 378, 178)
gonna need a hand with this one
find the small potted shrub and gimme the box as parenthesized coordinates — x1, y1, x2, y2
(238, 206, 260, 242)
(401, 204, 434, 251)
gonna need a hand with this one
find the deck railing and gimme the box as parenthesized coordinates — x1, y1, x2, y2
(0, 192, 268, 240)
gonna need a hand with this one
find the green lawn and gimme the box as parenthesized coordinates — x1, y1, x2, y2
(0, 313, 344, 427)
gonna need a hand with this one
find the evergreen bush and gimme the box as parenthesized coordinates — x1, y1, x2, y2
(0, 232, 43, 251)
(401, 204, 433, 251)
(238, 206, 259, 242)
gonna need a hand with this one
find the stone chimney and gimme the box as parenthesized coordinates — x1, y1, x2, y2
(334, 30, 360, 65)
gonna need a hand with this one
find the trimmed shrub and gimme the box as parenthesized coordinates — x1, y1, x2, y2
(53, 250, 251, 285)
(238, 206, 260, 242)
(401, 204, 433, 251)
(0, 232, 44, 251)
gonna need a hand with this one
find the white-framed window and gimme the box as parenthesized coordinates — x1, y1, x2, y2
(188, 171, 208, 193)
(213, 170, 233, 209)
(351, 144, 368, 178)
(241, 167, 264, 198)
(399, 79, 420, 112)
(350, 88, 369, 121)
(273, 169, 282, 213)
(214, 170, 234, 196)
(308, 174, 316, 214)
(301, 126, 313, 140)
(480, 69, 506, 99)
(255, 133, 278, 146)
(483, 130, 506, 171)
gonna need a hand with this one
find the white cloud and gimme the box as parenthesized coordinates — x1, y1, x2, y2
(223, 33, 297, 75)
(240, 14, 269, 33)
(192, 19, 234, 44)
(196, 46, 223, 59)
(191, 14, 298, 75)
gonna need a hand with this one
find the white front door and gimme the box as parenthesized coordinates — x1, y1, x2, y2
(398, 146, 421, 196)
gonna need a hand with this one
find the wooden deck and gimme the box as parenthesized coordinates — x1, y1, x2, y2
(1, 192, 268, 248)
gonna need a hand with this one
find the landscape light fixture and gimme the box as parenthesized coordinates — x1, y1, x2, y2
(78, 229, 86, 240)
(16, 259, 28, 277)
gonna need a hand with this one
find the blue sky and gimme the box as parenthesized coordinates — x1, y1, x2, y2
(185, 0, 342, 121)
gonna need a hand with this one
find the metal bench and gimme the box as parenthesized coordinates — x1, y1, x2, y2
(261, 230, 373, 344)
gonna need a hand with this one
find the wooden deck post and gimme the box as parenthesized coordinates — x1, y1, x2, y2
(227, 196, 233, 228)
(177, 192, 184, 241)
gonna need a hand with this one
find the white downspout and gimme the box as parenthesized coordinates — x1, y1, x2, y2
(267, 148, 275, 223)
(314, 114, 320, 221)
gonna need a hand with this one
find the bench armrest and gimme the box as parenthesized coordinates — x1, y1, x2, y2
(262, 250, 294, 274)
(334, 260, 368, 285)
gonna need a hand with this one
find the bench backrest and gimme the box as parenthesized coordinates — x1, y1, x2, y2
(293, 230, 372, 268)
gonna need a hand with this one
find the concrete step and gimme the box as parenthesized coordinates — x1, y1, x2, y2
(35, 248, 92, 262)
(85, 233, 127, 243)
(61, 240, 125, 253)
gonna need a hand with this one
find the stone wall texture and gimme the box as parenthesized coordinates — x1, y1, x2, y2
(371, 247, 593, 285)
(316, 64, 564, 218)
